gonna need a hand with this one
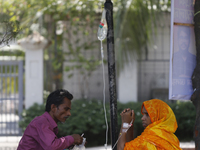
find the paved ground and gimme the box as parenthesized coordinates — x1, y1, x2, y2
(85, 142, 195, 150)
(0, 136, 195, 149)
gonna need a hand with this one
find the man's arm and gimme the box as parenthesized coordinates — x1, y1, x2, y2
(71, 134, 84, 145)
(17, 123, 76, 149)
(35, 124, 83, 149)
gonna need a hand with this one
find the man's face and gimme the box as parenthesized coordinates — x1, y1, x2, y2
(51, 97, 71, 123)
(141, 106, 152, 128)
(178, 30, 190, 51)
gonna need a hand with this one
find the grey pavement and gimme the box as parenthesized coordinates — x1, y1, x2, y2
(0, 136, 195, 149)
(83, 142, 196, 149)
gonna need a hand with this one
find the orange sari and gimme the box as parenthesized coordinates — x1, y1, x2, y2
(124, 99, 182, 150)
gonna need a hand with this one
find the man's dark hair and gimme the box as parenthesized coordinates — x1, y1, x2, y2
(45, 89, 73, 112)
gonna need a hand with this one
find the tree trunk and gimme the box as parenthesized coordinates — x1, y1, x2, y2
(191, 1, 200, 149)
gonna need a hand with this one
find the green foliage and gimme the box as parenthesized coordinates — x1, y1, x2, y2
(114, 0, 171, 70)
(1, 0, 105, 91)
(0, 50, 25, 57)
(0, 3, 21, 46)
(0, 20, 21, 46)
(170, 101, 196, 141)
(1, 0, 171, 69)
(19, 103, 45, 131)
(58, 99, 111, 146)
(19, 99, 196, 147)
(1, 0, 172, 92)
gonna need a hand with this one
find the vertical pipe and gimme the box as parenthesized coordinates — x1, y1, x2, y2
(5, 65, 7, 135)
(14, 64, 17, 134)
(0, 64, 2, 135)
(104, 0, 118, 149)
(9, 64, 12, 134)
(18, 61, 23, 135)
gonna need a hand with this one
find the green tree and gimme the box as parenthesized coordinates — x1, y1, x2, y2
(0, 7, 21, 47)
(1, 0, 170, 76)
(114, 0, 171, 69)
(1, 0, 104, 92)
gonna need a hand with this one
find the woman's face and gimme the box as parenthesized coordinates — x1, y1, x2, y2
(141, 106, 152, 128)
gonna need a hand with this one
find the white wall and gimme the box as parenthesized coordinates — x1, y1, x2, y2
(118, 60, 138, 103)
(25, 49, 43, 108)
(138, 12, 171, 102)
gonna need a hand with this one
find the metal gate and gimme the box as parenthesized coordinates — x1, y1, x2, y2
(0, 61, 23, 136)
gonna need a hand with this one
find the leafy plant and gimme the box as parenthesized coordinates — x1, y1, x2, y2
(19, 103, 45, 131)
(0, 19, 21, 47)
(170, 101, 196, 141)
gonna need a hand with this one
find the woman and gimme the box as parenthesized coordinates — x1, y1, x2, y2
(117, 99, 182, 150)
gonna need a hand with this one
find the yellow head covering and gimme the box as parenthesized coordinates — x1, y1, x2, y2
(124, 99, 182, 150)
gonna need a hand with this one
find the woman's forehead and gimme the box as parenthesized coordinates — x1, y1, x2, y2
(142, 106, 147, 112)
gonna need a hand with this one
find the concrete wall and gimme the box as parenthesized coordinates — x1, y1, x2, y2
(63, 61, 110, 100)
(118, 60, 138, 103)
(138, 12, 171, 102)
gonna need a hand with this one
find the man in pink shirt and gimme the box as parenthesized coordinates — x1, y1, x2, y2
(17, 89, 83, 150)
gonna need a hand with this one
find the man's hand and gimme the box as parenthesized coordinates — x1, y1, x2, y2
(120, 108, 135, 124)
(71, 134, 83, 145)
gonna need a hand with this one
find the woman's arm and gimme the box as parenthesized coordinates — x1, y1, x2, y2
(117, 126, 127, 150)
(126, 125, 134, 142)
(117, 109, 135, 150)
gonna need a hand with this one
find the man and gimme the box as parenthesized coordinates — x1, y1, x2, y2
(173, 26, 196, 78)
(17, 89, 83, 150)
(172, 26, 196, 98)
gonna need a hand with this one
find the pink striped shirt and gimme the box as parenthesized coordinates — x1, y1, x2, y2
(17, 112, 74, 150)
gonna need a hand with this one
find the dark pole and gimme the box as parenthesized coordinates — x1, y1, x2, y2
(191, 0, 200, 149)
(104, 0, 118, 149)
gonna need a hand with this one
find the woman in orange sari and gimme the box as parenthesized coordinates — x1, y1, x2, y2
(117, 99, 182, 150)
